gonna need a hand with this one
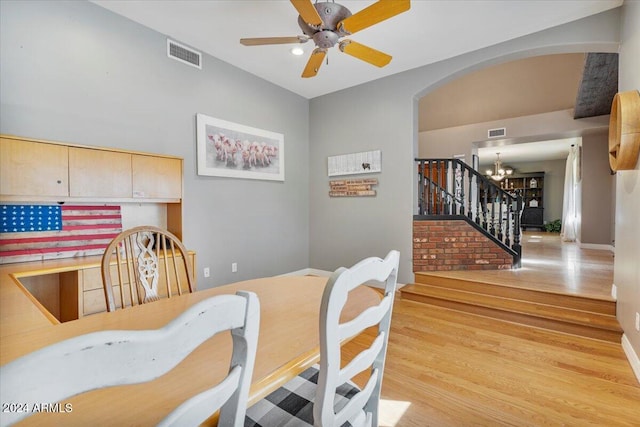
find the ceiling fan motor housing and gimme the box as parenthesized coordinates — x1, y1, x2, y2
(298, 2, 352, 46)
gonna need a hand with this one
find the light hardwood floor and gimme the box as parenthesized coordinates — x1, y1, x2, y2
(415, 231, 615, 299)
(343, 234, 638, 426)
(344, 299, 640, 426)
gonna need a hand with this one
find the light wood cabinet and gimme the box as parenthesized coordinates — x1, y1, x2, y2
(69, 147, 132, 198)
(132, 154, 182, 200)
(80, 266, 131, 316)
(1, 135, 183, 203)
(0, 137, 69, 198)
(1, 134, 185, 240)
(78, 253, 195, 317)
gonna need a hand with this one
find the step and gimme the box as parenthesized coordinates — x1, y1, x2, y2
(401, 281, 622, 343)
(414, 272, 616, 316)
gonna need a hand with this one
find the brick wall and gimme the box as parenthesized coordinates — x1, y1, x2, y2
(413, 219, 513, 271)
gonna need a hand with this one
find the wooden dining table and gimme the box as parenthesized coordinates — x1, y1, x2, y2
(0, 272, 381, 426)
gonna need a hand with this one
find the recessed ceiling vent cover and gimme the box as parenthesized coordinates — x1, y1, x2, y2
(488, 127, 506, 138)
(167, 39, 201, 69)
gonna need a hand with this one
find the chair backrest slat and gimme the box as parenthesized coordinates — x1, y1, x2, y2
(338, 294, 393, 340)
(338, 331, 385, 386)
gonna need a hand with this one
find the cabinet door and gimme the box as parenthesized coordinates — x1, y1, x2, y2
(69, 147, 132, 198)
(0, 137, 69, 197)
(132, 155, 182, 200)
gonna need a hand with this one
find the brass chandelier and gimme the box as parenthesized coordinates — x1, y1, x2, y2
(486, 152, 513, 181)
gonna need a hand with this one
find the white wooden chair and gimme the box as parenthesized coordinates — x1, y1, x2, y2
(0, 291, 260, 427)
(245, 250, 400, 427)
(101, 225, 195, 311)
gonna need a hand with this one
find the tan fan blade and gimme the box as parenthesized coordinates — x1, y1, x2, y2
(240, 36, 309, 46)
(338, 0, 410, 35)
(290, 0, 323, 26)
(302, 48, 327, 78)
(339, 40, 392, 67)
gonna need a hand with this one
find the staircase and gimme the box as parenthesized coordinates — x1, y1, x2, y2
(415, 158, 523, 269)
(401, 272, 622, 342)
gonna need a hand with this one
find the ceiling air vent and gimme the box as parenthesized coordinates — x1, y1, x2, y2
(167, 39, 201, 69)
(488, 127, 506, 138)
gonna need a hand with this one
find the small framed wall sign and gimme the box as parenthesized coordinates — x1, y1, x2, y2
(329, 178, 378, 197)
(327, 150, 381, 177)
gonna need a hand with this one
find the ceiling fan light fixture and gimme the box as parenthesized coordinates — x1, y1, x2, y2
(291, 47, 305, 56)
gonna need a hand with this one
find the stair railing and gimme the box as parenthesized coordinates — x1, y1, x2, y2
(416, 158, 522, 267)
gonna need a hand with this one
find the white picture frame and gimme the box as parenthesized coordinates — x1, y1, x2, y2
(196, 113, 284, 181)
(327, 150, 381, 177)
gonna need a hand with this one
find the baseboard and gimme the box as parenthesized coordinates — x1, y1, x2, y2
(279, 268, 405, 289)
(622, 334, 640, 384)
(579, 242, 615, 252)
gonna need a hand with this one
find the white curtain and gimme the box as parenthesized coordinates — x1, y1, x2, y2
(561, 146, 577, 242)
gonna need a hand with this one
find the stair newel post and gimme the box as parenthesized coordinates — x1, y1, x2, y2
(436, 161, 446, 215)
(427, 160, 433, 215)
(417, 160, 424, 215)
(429, 160, 435, 215)
(504, 193, 512, 248)
(490, 186, 497, 237)
(423, 160, 429, 215)
(513, 192, 523, 268)
(482, 180, 489, 230)
(459, 162, 464, 217)
(435, 160, 440, 214)
(454, 160, 459, 215)
(466, 164, 473, 221)
(453, 160, 462, 216)
(475, 174, 483, 226)
(445, 160, 451, 215)
(451, 160, 457, 215)
(496, 191, 503, 242)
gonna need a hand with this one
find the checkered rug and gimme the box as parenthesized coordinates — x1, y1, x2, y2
(245, 365, 359, 427)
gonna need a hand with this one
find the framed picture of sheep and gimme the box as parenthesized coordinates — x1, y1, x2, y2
(196, 113, 284, 181)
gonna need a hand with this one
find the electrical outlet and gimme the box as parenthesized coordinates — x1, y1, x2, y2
(232, 262, 238, 273)
(635, 312, 640, 332)
(203, 267, 210, 278)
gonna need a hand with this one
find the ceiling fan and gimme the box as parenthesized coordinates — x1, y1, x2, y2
(240, 0, 411, 78)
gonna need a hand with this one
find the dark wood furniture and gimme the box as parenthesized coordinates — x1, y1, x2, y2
(521, 206, 545, 230)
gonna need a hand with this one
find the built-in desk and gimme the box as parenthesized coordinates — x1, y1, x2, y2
(0, 253, 196, 335)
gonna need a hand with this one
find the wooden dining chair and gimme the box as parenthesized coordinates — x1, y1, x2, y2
(245, 250, 400, 427)
(101, 225, 195, 312)
(0, 291, 260, 427)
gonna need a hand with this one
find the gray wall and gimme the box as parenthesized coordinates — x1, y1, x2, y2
(615, 0, 640, 363)
(581, 130, 614, 246)
(309, 9, 621, 284)
(0, 0, 310, 288)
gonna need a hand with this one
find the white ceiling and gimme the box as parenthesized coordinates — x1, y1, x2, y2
(478, 137, 579, 166)
(91, 0, 622, 99)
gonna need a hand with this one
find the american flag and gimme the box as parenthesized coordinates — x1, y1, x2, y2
(0, 204, 122, 264)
